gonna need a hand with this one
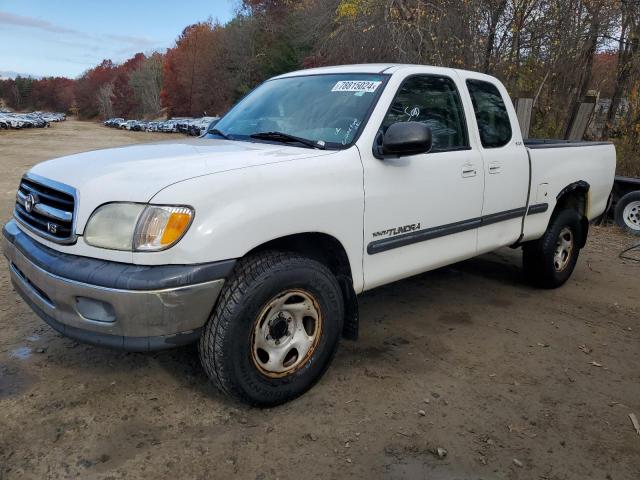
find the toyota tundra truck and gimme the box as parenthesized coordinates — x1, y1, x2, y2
(2, 64, 616, 406)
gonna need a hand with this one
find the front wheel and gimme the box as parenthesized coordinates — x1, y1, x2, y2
(615, 191, 640, 236)
(199, 251, 344, 407)
(522, 209, 583, 289)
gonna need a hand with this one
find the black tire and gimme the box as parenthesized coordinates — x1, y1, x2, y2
(522, 209, 583, 289)
(615, 191, 640, 236)
(199, 251, 344, 407)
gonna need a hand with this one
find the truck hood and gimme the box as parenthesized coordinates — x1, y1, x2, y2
(29, 138, 335, 230)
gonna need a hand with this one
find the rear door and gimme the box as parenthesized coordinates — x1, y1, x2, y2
(460, 75, 530, 253)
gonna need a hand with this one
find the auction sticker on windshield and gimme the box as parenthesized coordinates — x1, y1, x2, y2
(331, 80, 382, 93)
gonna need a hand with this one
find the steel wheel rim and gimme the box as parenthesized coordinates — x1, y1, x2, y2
(623, 201, 640, 231)
(251, 289, 323, 378)
(554, 227, 574, 272)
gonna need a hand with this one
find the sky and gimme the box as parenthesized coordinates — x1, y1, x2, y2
(0, 0, 237, 79)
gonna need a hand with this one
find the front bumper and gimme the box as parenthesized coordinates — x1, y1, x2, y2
(2, 220, 236, 351)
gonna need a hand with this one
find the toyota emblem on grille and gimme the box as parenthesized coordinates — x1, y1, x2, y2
(24, 193, 36, 213)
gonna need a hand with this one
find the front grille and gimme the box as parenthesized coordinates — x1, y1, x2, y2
(14, 175, 76, 243)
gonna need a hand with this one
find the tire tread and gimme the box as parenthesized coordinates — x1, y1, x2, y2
(522, 209, 582, 289)
(199, 250, 341, 405)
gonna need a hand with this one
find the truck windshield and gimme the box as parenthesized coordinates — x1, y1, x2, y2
(210, 74, 387, 149)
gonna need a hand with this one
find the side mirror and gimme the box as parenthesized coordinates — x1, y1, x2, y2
(373, 122, 433, 159)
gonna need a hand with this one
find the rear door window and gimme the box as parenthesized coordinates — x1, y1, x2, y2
(466, 80, 512, 148)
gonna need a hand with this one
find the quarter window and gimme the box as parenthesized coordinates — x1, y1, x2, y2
(466, 80, 512, 148)
(381, 76, 468, 152)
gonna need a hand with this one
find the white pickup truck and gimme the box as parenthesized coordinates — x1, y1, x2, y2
(3, 64, 615, 406)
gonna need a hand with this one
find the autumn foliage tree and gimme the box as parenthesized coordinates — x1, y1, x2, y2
(74, 59, 117, 118)
(161, 21, 231, 117)
(0, 76, 74, 112)
(108, 53, 144, 118)
(130, 53, 164, 116)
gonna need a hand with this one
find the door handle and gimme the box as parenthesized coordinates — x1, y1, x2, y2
(461, 165, 477, 178)
(488, 162, 502, 174)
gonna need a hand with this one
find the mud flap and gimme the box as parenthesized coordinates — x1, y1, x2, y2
(579, 217, 589, 249)
(338, 276, 359, 341)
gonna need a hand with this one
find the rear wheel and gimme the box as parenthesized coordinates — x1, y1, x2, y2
(615, 191, 640, 236)
(523, 209, 582, 289)
(199, 251, 343, 407)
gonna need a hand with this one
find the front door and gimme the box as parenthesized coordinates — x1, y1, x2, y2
(362, 74, 485, 290)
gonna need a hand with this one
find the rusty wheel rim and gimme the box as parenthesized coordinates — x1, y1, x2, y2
(250, 289, 323, 378)
(554, 227, 574, 272)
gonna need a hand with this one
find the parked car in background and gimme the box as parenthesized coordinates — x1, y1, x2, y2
(160, 120, 179, 133)
(7, 115, 27, 129)
(104, 118, 125, 128)
(37, 112, 66, 122)
(120, 120, 139, 130)
(131, 121, 146, 132)
(176, 118, 194, 134)
(24, 114, 48, 128)
(0, 111, 64, 130)
(101, 116, 220, 136)
(189, 116, 220, 136)
(145, 122, 162, 132)
(4, 114, 34, 129)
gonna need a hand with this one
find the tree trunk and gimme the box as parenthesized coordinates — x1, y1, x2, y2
(605, 7, 640, 138)
(563, 10, 600, 139)
(483, 0, 508, 73)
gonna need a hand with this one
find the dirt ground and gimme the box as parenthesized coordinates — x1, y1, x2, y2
(0, 120, 639, 480)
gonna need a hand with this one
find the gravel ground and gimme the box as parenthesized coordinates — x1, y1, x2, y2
(1, 120, 639, 480)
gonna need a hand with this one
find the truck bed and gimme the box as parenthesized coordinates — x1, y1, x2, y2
(521, 140, 616, 243)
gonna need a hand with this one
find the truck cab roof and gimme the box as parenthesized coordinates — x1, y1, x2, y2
(274, 63, 492, 79)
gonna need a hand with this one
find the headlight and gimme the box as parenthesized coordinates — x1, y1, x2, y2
(84, 203, 144, 250)
(84, 203, 194, 251)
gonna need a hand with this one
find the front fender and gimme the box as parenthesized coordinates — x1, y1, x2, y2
(135, 149, 366, 292)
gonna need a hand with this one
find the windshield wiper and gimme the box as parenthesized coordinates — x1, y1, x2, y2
(250, 131, 325, 150)
(209, 128, 232, 140)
